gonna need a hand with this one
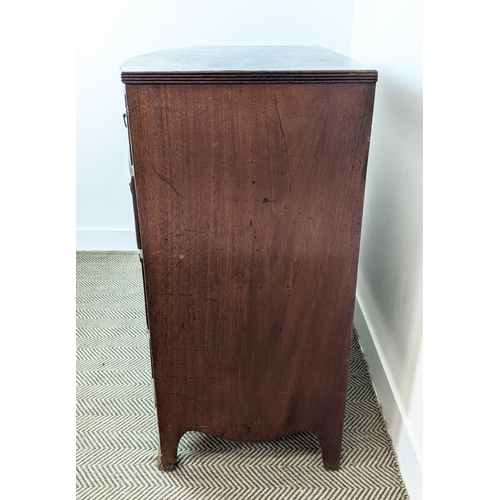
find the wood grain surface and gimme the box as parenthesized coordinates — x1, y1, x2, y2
(126, 82, 375, 471)
(120, 45, 376, 76)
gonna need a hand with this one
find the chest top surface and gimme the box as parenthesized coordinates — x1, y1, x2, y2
(120, 46, 377, 84)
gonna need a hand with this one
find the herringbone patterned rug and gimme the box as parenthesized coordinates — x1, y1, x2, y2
(76, 251, 409, 499)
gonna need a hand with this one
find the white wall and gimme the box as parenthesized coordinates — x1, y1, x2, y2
(76, 0, 356, 249)
(350, 0, 423, 498)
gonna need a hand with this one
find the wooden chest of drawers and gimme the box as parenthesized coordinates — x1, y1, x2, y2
(121, 46, 377, 471)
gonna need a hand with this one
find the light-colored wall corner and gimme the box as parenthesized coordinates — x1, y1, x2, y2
(354, 293, 422, 500)
(76, 229, 137, 251)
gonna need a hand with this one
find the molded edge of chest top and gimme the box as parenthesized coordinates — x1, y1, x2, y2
(120, 46, 378, 84)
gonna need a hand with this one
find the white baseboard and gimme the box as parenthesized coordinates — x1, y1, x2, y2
(76, 229, 137, 251)
(354, 296, 423, 500)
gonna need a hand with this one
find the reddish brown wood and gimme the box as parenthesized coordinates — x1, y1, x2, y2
(123, 49, 376, 471)
(129, 176, 141, 249)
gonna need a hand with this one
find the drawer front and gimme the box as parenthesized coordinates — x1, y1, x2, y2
(123, 91, 135, 172)
(124, 92, 141, 250)
(129, 176, 142, 250)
